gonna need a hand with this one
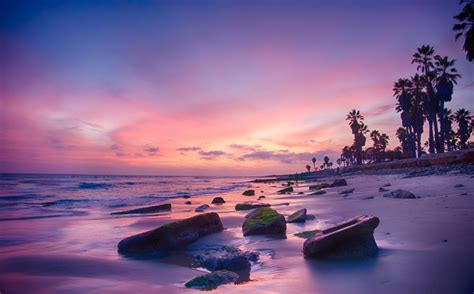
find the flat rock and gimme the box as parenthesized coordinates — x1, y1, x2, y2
(287, 208, 307, 223)
(211, 197, 225, 204)
(277, 187, 293, 194)
(383, 189, 416, 199)
(235, 202, 270, 211)
(330, 178, 347, 187)
(303, 215, 379, 259)
(185, 270, 239, 290)
(195, 204, 210, 212)
(242, 207, 286, 236)
(382, 183, 391, 187)
(379, 187, 389, 192)
(309, 190, 326, 195)
(340, 188, 355, 194)
(111, 203, 171, 215)
(117, 212, 223, 256)
(309, 183, 330, 190)
(242, 190, 255, 196)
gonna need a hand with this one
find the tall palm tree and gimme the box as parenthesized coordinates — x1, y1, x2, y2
(410, 74, 426, 157)
(454, 108, 472, 149)
(396, 127, 409, 156)
(412, 45, 437, 153)
(434, 55, 461, 152)
(346, 110, 367, 165)
(453, 0, 474, 62)
(305, 165, 311, 173)
(441, 108, 456, 151)
(393, 78, 416, 157)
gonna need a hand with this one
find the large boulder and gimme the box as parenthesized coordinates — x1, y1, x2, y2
(277, 187, 293, 194)
(111, 203, 171, 215)
(117, 212, 223, 256)
(212, 197, 225, 204)
(235, 202, 270, 211)
(185, 270, 239, 290)
(287, 208, 307, 223)
(242, 190, 255, 196)
(383, 189, 416, 199)
(303, 215, 379, 259)
(330, 178, 347, 187)
(242, 207, 286, 236)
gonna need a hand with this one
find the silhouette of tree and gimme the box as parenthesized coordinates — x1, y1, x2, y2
(412, 45, 438, 153)
(453, 0, 474, 61)
(454, 108, 472, 149)
(370, 130, 390, 162)
(305, 164, 311, 173)
(441, 108, 457, 151)
(394, 78, 416, 158)
(311, 157, 317, 171)
(346, 110, 368, 165)
(434, 55, 461, 152)
(409, 74, 427, 157)
(396, 127, 410, 157)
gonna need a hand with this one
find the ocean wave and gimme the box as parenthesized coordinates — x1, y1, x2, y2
(78, 182, 113, 189)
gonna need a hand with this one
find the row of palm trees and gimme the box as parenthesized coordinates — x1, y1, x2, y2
(304, 156, 334, 172)
(393, 45, 472, 158)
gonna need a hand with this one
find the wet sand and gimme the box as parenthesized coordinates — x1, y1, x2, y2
(1, 172, 473, 293)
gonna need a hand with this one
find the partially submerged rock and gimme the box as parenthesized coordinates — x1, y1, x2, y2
(193, 246, 258, 273)
(117, 212, 223, 256)
(294, 229, 321, 239)
(379, 187, 389, 192)
(277, 187, 293, 194)
(303, 215, 379, 259)
(235, 202, 270, 211)
(331, 178, 347, 187)
(111, 203, 171, 215)
(383, 189, 416, 199)
(242, 190, 255, 196)
(340, 188, 355, 194)
(185, 270, 238, 290)
(211, 197, 225, 204)
(305, 214, 316, 220)
(195, 204, 210, 212)
(287, 208, 307, 223)
(242, 207, 286, 236)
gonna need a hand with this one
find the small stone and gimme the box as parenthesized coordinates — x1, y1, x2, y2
(310, 190, 326, 195)
(331, 179, 347, 187)
(287, 208, 307, 223)
(185, 201, 192, 205)
(454, 184, 464, 188)
(383, 189, 416, 199)
(277, 187, 293, 194)
(195, 204, 210, 212)
(235, 202, 270, 211)
(258, 196, 266, 200)
(340, 188, 355, 194)
(379, 187, 389, 192)
(212, 197, 225, 204)
(294, 229, 321, 239)
(242, 190, 255, 196)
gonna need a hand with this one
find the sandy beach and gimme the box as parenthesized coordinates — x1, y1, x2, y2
(1, 168, 473, 293)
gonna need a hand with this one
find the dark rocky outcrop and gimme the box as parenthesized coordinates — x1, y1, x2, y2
(287, 208, 307, 223)
(111, 203, 171, 215)
(303, 215, 379, 259)
(212, 197, 225, 204)
(277, 187, 293, 194)
(185, 270, 238, 290)
(193, 246, 259, 273)
(242, 190, 255, 196)
(383, 189, 416, 199)
(235, 202, 270, 211)
(195, 204, 210, 212)
(242, 207, 286, 236)
(330, 178, 347, 187)
(117, 212, 223, 256)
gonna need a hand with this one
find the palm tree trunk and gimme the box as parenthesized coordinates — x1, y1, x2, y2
(439, 101, 445, 153)
(433, 111, 440, 152)
(428, 105, 435, 153)
(416, 132, 422, 157)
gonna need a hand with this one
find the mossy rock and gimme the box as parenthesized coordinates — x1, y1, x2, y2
(185, 270, 238, 290)
(242, 207, 286, 236)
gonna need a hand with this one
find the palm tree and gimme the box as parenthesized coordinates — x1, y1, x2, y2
(311, 157, 317, 171)
(434, 55, 461, 152)
(305, 165, 311, 173)
(323, 156, 330, 168)
(441, 108, 456, 151)
(454, 108, 473, 149)
(412, 45, 437, 153)
(393, 78, 416, 157)
(346, 110, 367, 165)
(396, 127, 409, 156)
(453, 0, 474, 62)
(410, 74, 426, 157)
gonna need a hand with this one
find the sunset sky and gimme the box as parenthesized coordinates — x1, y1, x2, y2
(1, 0, 473, 176)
